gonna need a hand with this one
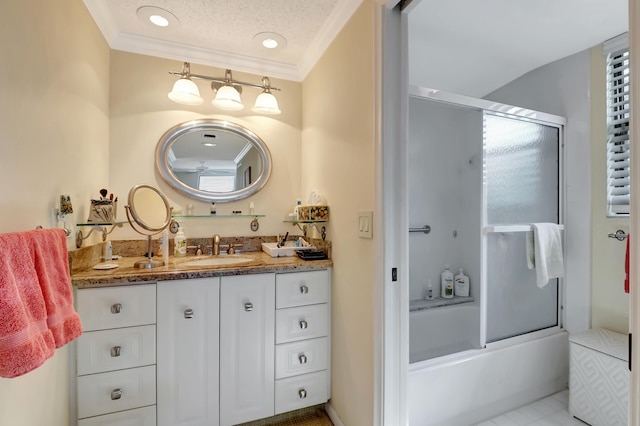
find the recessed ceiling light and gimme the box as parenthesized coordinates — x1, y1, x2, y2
(137, 6, 179, 29)
(253, 32, 287, 51)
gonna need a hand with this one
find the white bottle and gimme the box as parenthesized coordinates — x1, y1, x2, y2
(103, 239, 112, 261)
(441, 265, 454, 298)
(424, 279, 435, 300)
(455, 268, 470, 297)
(162, 228, 169, 264)
(174, 226, 187, 257)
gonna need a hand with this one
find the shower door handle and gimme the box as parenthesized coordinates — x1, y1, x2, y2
(409, 225, 431, 234)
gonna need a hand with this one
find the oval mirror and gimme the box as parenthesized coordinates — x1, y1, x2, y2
(155, 119, 272, 202)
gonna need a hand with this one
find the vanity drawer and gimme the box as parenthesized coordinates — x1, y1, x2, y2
(275, 370, 329, 415)
(276, 270, 330, 308)
(76, 284, 156, 331)
(76, 325, 156, 376)
(275, 304, 328, 344)
(77, 365, 156, 419)
(275, 337, 328, 379)
(78, 405, 156, 426)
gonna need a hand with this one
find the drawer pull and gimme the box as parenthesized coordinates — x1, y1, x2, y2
(300, 284, 309, 294)
(245, 302, 253, 312)
(298, 353, 308, 364)
(110, 346, 121, 357)
(184, 309, 194, 319)
(299, 388, 307, 399)
(299, 320, 308, 329)
(110, 303, 122, 314)
(111, 388, 123, 400)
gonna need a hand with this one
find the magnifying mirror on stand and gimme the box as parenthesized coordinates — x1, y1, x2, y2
(125, 184, 173, 269)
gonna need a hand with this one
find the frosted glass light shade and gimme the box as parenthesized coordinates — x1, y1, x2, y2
(211, 85, 244, 111)
(168, 78, 203, 105)
(252, 92, 281, 114)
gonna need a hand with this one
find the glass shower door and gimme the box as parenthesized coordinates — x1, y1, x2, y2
(483, 113, 562, 343)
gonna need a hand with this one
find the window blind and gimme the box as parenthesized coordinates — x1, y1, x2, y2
(606, 47, 630, 216)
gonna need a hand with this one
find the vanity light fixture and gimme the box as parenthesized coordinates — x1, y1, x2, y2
(167, 62, 203, 105)
(168, 62, 282, 114)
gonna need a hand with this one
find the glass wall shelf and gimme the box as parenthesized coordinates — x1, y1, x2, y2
(171, 214, 265, 232)
(75, 222, 125, 248)
(172, 214, 265, 218)
(283, 219, 328, 240)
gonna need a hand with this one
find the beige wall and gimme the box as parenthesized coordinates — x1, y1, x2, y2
(590, 44, 630, 333)
(109, 51, 303, 240)
(302, 2, 376, 425)
(0, 0, 110, 424)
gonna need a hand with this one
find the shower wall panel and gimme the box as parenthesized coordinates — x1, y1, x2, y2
(408, 98, 482, 301)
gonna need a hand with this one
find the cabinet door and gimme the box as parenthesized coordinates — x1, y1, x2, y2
(220, 274, 275, 426)
(157, 278, 220, 426)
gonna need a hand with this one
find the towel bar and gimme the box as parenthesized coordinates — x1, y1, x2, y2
(608, 229, 628, 241)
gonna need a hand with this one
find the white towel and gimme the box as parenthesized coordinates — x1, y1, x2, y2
(526, 223, 564, 288)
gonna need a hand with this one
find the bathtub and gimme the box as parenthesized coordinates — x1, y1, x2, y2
(408, 329, 569, 425)
(410, 303, 481, 363)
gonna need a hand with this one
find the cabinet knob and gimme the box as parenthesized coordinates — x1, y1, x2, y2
(298, 353, 308, 364)
(299, 319, 308, 329)
(184, 309, 194, 319)
(110, 346, 121, 357)
(244, 302, 253, 312)
(110, 303, 122, 314)
(300, 284, 309, 294)
(298, 388, 307, 399)
(111, 388, 123, 400)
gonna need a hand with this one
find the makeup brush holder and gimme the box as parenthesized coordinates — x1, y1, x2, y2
(87, 199, 117, 223)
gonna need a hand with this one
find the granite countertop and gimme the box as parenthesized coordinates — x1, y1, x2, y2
(71, 251, 333, 288)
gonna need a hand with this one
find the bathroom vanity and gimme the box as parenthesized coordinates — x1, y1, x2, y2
(70, 253, 332, 426)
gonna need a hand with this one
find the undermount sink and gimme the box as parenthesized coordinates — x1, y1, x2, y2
(181, 255, 254, 267)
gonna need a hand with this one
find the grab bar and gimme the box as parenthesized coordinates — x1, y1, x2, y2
(409, 225, 431, 234)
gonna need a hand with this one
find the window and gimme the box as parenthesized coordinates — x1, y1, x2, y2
(605, 36, 630, 216)
(198, 175, 235, 192)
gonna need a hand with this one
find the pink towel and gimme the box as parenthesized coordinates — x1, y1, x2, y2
(30, 229, 83, 347)
(0, 232, 55, 378)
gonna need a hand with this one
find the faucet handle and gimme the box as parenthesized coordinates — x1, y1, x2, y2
(227, 243, 235, 255)
(186, 245, 203, 256)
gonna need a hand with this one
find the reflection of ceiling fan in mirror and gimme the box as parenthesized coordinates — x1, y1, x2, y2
(195, 161, 210, 172)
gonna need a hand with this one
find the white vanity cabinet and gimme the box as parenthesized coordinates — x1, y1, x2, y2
(156, 277, 220, 426)
(219, 273, 276, 426)
(274, 270, 331, 414)
(73, 267, 331, 426)
(74, 284, 157, 425)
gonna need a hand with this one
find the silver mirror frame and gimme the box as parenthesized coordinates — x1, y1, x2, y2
(155, 119, 272, 202)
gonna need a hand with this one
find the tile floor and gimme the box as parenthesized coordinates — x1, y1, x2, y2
(475, 390, 586, 426)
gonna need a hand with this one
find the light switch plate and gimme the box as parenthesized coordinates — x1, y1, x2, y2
(358, 211, 373, 239)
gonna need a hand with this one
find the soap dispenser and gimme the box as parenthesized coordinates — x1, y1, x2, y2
(454, 268, 470, 297)
(441, 265, 454, 298)
(174, 226, 187, 257)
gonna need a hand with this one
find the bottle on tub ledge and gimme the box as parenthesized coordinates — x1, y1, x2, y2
(441, 265, 454, 298)
(455, 268, 470, 297)
(424, 279, 435, 300)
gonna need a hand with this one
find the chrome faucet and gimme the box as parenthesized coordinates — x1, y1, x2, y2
(212, 234, 220, 255)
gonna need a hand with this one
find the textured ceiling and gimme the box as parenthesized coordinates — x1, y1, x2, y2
(408, 0, 629, 98)
(83, 0, 363, 81)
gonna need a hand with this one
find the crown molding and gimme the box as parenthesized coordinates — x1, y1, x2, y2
(111, 32, 302, 81)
